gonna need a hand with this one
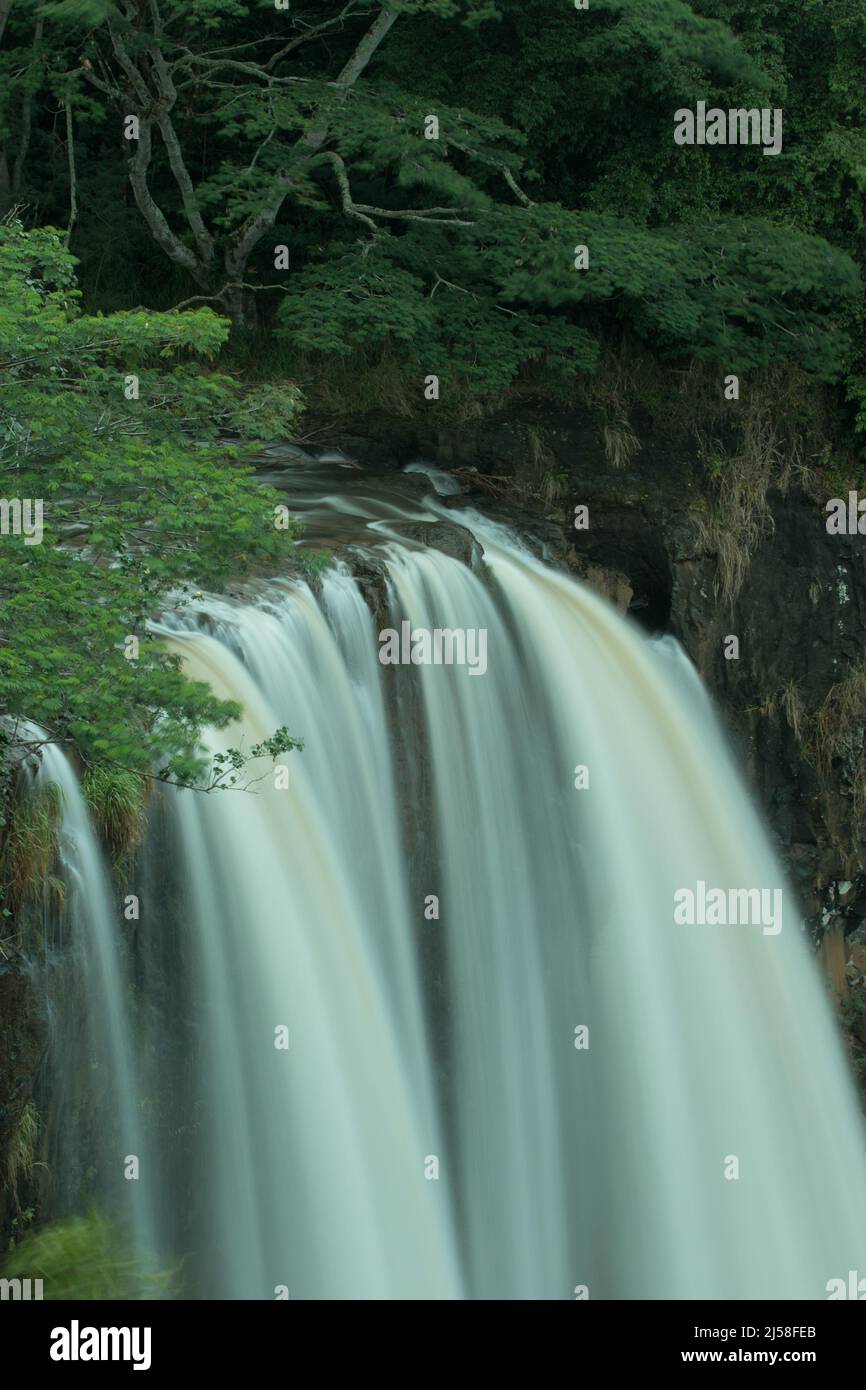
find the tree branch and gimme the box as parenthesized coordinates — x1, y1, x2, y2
(0, 0, 13, 49)
(354, 202, 475, 226)
(64, 99, 78, 247)
(449, 139, 535, 208)
(108, 24, 151, 107)
(11, 15, 43, 199)
(106, 23, 211, 282)
(171, 50, 317, 86)
(317, 151, 378, 234)
(79, 63, 122, 100)
(148, 41, 215, 264)
(299, 2, 400, 156)
(171, 281, 291, 311)
(224, 169, 296, 279)
(335, 3, 398, 86)
(316, 151, 474, 233)
(127, 119, 207, 283)
(263, 1, 366, 71)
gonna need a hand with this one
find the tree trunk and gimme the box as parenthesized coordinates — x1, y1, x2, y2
(221, 282, 259, 336)
(0, 0, 13, 49)
(0, 147, 11, 218)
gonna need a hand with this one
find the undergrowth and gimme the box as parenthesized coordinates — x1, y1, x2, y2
(0, 782, 65, 917)
(82, 767, 147, 861)
(1, 1208, 181, 1298)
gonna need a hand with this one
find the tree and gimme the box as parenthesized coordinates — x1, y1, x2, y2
(0, 2, 861, 414)
(0, 221, 303, 784)
(41, 0, 499, 328)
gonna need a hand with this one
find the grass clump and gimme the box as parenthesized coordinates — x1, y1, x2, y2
(807, 659, 866, 817)
(0, 782, 64, 914)
(6, 1100, 40, 1211)
(82, 767, 147, 860)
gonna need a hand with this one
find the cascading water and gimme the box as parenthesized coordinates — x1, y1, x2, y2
(388, 515, 866, 1297)
(34, 482, 866, 1299)
(26, 731, 157, 1258)
(159, 609, 462, 1299)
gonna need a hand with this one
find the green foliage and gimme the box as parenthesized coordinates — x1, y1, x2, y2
(0, 225, 303, 783)
(223, 381, 306, 442)
(276, 201, 858, 399)
(1, 0, 861, 427)
(1, 1209, 180, 1298)
(210, 727, 304, 791)
(296, 548, 336, 580)
(275, 234, 598, 397)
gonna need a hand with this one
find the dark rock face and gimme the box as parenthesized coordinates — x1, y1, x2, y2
(559, 460, 866, 942)
(0, 963, 44, 1240)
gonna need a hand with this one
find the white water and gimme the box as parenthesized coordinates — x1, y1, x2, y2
(164, 608, 461, 1299)
(389, 517, 866, 1297)
(29, 734, 156, 1255)
(33, 506, 866, 1298)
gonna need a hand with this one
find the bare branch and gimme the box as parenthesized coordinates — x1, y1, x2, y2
(0, 0, 13, 49)
(171, 281, 291, 311)
(127, 119, 207, 283)
(11, 15, 43, 199)
(335, 3, 397, 86)
(244, 122, 277, 177)
(449, 139, 535, 208)
(108, 25, 151, 107)
(354, 202, 475, 226)
(316, 151, 473, 232)
(169, 51, 321, 100)
(177, 36, 295, 61)
(317, 151, 378, 234)
(224, 169, 296, 279)
(263, 1, 366, 71)
(106, 23, 213, 279)
(300, 3, 400, 156)
(501, 165, 534, 209)
(430, 275, 475, 298)
(148, 41, 215, 264)
(172, 51, 302, 83)
(79, 62, 122, 100)
(64, 100, 78, 246)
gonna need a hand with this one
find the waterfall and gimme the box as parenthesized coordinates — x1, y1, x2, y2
(32, 505, 866, 1299)
(160, 592, 463, 1299)
(387, 517, 866, 1297)
(30, 735, 157, 1258)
